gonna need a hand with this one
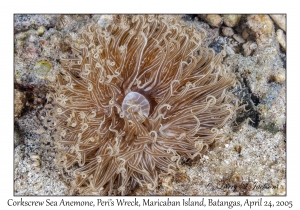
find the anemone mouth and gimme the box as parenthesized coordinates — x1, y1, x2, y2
(122, 92, 150, 119)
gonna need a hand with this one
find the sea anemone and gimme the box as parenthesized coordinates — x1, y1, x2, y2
(46, 14, 237, 195)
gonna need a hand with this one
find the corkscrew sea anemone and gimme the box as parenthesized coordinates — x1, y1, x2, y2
(46, 15, 238, 195)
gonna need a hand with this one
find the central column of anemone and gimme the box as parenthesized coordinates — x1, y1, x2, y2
(51, 15, 237, 195)
(122, 92, 150, 120)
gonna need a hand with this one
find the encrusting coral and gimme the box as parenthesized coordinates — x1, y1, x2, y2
(45, 15, 238, 195)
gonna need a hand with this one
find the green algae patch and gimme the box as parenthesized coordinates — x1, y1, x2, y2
(34, 59, 52, 78)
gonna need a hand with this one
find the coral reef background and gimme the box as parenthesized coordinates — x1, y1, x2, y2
(13, 14, 286, 195)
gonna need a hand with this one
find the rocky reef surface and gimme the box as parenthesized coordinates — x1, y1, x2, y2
(13, 14, 286, 195)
